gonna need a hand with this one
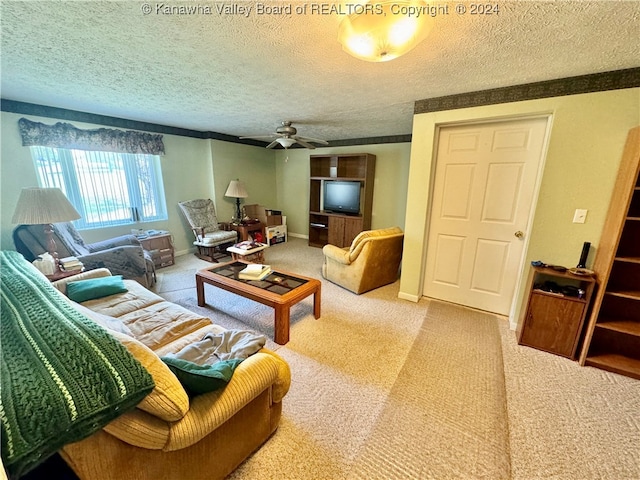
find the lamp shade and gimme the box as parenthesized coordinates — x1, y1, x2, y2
(11, 187, 81, 224)
(338, 0, 433, 62)
(224, 180, 249, 199)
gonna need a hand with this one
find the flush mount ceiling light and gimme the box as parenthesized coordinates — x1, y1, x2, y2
(338, 0, 434, 62)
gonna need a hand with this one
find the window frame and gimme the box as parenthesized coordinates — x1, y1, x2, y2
(30, 146, 168, 230)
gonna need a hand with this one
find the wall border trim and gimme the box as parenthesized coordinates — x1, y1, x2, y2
(414, 67, 640, 114)
(0, 99, 411, 147)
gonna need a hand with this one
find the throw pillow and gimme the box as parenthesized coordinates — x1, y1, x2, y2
(67, 275, 127, 302)
(160, 357, 243, 396)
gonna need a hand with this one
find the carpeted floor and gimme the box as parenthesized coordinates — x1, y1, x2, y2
(349, 301, 511, 479)
(154, 238, 640, 480)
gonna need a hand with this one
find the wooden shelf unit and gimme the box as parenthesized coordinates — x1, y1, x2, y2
(579, 126, 640, 379)
(517, 266, 596, 359)
(308, 153, 375, 248)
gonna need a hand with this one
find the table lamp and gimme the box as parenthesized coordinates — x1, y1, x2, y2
(11, 187, 81, 273)
(225, 179, 248, 224)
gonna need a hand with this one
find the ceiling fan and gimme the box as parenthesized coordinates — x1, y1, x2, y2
(240, 121, 329, 149)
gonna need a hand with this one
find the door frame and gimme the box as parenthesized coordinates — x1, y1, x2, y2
(421, 113, 554, 324)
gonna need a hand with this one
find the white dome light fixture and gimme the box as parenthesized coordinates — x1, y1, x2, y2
(276, 137, 296, 148)
(338, 0, 434, 62)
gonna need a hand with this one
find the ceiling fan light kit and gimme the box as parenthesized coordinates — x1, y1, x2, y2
(240, 121, 329, 150)
(276, 137, 296, 148)
(338, 0, 433, 62)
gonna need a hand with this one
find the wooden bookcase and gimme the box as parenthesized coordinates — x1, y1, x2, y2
(517, 266, 596, 359)
(308, 153, 376, 248)
(579, 126, 640, 379)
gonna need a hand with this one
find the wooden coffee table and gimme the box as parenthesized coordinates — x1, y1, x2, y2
(196, 261, 321, 345)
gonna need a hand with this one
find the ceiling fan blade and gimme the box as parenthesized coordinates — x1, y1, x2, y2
(239, 134, 278, 140)
(294, 138, 317, 149)
(265, 140, 280, 149)
(295, 135, 329, 145)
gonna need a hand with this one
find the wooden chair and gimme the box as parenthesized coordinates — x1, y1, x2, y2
(178, 199, 237, 262)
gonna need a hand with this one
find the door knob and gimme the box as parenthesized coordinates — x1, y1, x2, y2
(514, 231, 524, 239)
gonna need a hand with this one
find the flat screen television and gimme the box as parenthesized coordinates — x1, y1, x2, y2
(323, 180, 361, 215)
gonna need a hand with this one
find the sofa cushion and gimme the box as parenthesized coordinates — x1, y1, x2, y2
(109, 330, 190, 422)
(72, 301, 134, 336)
(67, 275, 128, 302)
(160, 330, 266, 395)
(81, 280, 212, 351)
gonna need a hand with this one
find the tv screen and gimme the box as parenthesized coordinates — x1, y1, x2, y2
(324, 181, 361, 215)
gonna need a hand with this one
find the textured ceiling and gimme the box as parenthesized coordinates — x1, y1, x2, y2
(2, 1, 639, 143)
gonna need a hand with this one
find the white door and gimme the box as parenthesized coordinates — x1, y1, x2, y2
(423, 117, 549, 315)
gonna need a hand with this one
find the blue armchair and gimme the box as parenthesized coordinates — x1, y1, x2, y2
(13, 222, 155, 287)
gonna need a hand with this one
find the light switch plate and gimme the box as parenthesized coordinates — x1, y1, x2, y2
(573, 209, 588, 223)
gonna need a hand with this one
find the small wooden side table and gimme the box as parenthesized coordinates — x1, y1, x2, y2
(230, 222, 264, 242)
(517, 266, 596, 359)
(46, 268, 84, 282)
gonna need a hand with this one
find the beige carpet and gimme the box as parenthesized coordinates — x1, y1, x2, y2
(349, 300, 511, 479)
(155, 238, 640, 479)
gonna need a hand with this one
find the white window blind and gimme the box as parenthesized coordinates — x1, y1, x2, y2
(30, 146, 167, 230)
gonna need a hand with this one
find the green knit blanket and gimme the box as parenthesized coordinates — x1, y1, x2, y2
(0, 251, 154, 478)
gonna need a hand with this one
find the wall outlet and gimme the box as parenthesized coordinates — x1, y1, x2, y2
(573, 209, 588, 224)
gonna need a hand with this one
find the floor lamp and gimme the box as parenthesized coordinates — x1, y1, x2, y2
(11, 187, 81, 273)
(225, 180, 249, 224)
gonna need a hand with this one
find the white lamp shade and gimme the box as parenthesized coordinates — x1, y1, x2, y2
(338, 0, 433, 62)
(224, 180, 249, 198)
(11, 187, 81, 224)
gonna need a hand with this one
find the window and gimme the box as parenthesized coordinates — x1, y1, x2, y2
(30, 146, 167, 230)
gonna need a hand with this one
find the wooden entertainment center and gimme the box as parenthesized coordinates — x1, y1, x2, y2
(308, 153, 375, 248)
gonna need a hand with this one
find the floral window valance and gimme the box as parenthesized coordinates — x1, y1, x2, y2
(18, 118, 165, 155)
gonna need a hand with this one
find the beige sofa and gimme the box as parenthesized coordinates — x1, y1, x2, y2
(51, 268, 291, 480)
(322, 226, 404, 294)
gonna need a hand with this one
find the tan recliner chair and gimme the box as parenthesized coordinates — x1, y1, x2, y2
(322, 226, 404, 294)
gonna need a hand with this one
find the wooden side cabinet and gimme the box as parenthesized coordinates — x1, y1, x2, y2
(327, 216, 363, 247)
(139, 233, 175, 269)
(517, 266, 596, 359)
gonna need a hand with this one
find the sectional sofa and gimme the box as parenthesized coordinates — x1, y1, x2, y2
(1, 251, 291, 480)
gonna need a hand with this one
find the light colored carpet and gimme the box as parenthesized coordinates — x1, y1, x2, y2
(349, 300, 511, 479)
(155, 238, 640, 479)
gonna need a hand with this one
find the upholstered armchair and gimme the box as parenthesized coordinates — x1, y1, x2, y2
(178, 199, 238, 262)
(322, 226, 404, 294)
(13, 222, 155, 288)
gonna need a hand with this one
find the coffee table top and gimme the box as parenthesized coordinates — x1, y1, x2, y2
(200, 261, 312, 296)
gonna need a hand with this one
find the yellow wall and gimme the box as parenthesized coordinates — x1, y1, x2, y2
(400, 88, 640, 327)
(0, 111, 411, 257)
(273, 143, 412, 236)
(210, 139, 276, 224)
(0, 112, 270, 254)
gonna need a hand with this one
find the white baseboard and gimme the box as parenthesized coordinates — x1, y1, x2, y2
(287, 232, 308, 239)
(398, 291, 420, 303)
